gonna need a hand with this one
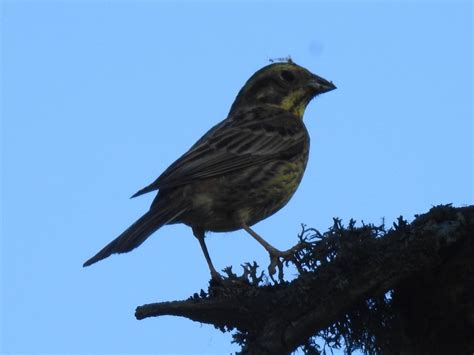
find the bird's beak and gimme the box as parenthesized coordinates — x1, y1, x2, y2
(307, 75, 337, 94)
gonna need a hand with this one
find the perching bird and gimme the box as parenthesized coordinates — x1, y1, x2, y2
(83, 59, 336, 279)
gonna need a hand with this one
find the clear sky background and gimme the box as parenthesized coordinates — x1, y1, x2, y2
(1, 1, 472, 354)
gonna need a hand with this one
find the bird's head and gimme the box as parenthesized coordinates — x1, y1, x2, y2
(229, 60, 336, 118)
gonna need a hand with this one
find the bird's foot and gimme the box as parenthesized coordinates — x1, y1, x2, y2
(208, 270, 230, 290)
(210, 270, 223, 282)
(267, 246, 297, 282)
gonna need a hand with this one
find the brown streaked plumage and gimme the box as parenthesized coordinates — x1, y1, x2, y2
(83, 60, 336, 279)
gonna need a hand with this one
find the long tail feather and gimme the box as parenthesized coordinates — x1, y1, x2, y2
(130, 181, 159, 199)
(83, 208, 185, 267)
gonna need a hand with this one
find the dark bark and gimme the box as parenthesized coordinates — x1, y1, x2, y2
(135, 205, 474, 354)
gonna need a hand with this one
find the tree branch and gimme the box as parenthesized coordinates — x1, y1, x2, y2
(135, 205, 474, 354)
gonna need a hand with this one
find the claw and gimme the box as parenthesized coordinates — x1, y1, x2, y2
(211, 270, 223, 281)
(240, 224, 303, 282)
(268, 255, 279, 277)
(266, 247, 295, 282)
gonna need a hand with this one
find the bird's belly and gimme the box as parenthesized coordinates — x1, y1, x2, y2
(179, 159, 307, 232)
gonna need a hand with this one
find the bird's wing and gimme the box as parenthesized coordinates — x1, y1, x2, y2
(131, 108, 307, 197)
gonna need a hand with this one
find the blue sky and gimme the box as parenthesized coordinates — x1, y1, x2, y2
(1, 1, 472, 354)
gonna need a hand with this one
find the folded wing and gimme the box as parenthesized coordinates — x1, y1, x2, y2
(132, 108, 307, 197)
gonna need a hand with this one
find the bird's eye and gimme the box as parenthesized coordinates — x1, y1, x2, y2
(280, 70, 296, 82)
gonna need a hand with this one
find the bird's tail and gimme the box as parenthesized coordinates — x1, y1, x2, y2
(83, 207, 186, 267)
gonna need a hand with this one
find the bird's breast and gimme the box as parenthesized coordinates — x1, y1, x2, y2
(178, 147, 309, 232)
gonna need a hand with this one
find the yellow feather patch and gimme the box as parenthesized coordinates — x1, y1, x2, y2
(281, 89, 308, 118)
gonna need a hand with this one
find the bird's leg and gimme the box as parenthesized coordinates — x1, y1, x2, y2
(192, 227, 221, 280)
(241, 224, 295, 279)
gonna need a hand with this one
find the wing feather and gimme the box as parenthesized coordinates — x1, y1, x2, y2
(132, 107, 307, 196)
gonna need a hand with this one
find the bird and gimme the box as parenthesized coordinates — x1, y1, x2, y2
(83, 59, 336, 279)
